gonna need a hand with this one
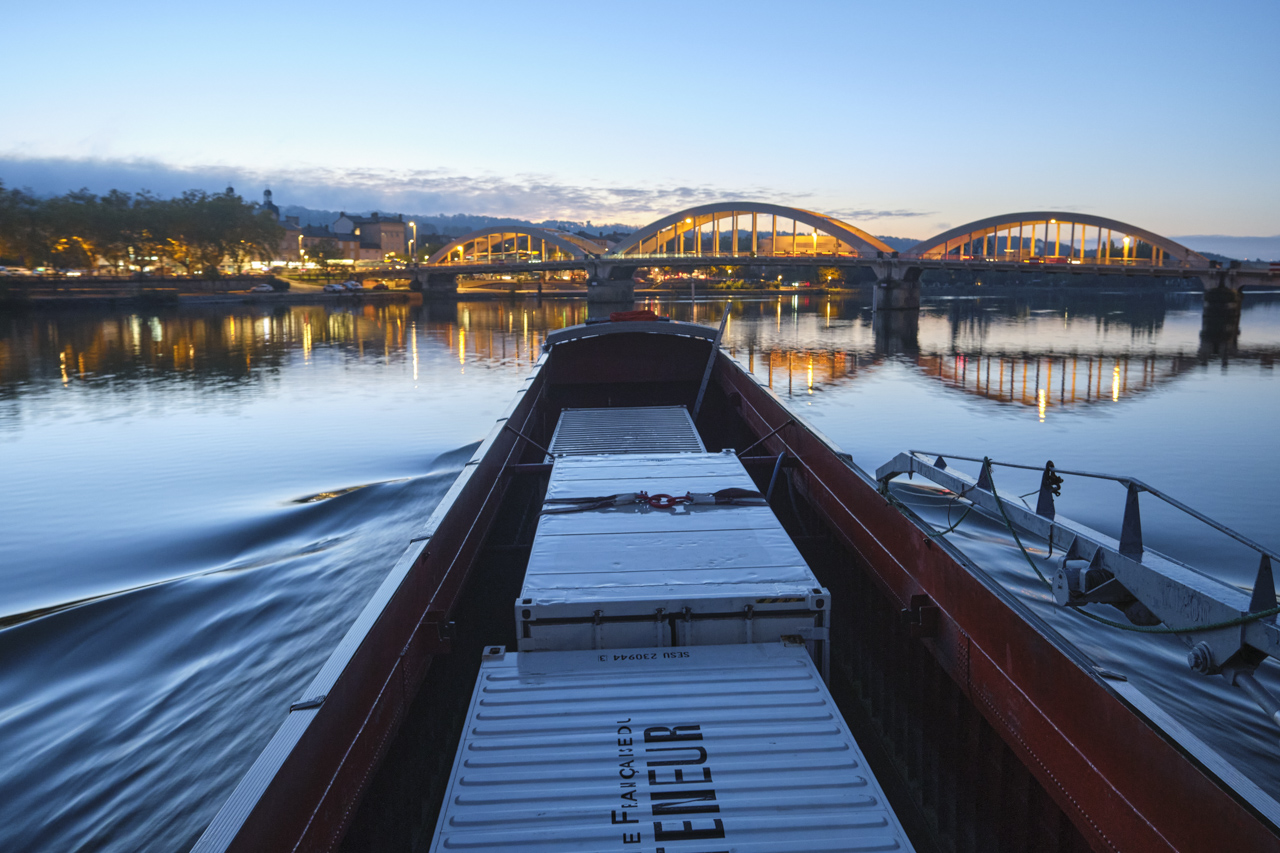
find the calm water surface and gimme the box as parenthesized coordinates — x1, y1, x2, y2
(1, 289, 1277, 851)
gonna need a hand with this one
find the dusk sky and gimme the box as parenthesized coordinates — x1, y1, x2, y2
(4, 0, 1277, 240)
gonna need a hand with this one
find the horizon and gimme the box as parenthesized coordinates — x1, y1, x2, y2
(6, 173, 1278, 260)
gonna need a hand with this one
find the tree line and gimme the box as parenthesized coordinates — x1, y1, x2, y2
(0, 183, 285, 275)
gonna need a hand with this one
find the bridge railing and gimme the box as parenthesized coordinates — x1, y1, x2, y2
(417, 252, 1223, 272)
(602, 251, 868, 261)
(903, 252, 1211, 269)
(434, 256, 562, 266)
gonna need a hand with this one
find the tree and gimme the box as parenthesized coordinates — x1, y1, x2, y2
(817, 266, 844, 286)
(225, 207, 285, 273)
(0, 183, 285, 276)
(94, 190, 137, 272)
(0, 182, 53, 267)
(125, 191, 172, 275)
(307, 238, 343, 281)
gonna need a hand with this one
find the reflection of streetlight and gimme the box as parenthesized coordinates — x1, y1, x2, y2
(409, 221, 417, 265)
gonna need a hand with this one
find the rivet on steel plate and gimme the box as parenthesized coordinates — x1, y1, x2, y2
(1188, 642, 1216, 675)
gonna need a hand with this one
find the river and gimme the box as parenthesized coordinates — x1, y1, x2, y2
(1, 288, 1277, 851)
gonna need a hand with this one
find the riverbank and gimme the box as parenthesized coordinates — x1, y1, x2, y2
(0, 275, 423, 311)
(6, 277, 1253, 314)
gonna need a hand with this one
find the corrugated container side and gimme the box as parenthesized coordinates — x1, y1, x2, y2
(549, 407, 705, 456)
(430, 642, 914, 853)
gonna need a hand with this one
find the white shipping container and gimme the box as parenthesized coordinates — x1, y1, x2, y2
(517, 451, 829, 674)
(430, 642, 915, 853)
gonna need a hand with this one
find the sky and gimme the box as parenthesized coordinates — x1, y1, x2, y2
(3, 0, 1278, 240)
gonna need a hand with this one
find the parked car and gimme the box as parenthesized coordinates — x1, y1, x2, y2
(342, 280, 364, 291)
(249, 283, 275, 293)
(323, 282, 347, 293)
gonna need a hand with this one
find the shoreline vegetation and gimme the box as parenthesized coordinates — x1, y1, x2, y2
(0, 182, 283, 277)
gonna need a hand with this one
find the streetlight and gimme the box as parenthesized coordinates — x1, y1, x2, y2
(297, 233, 304, 269)
(409, 221, 417, 265)
(1123, 236, 1131, 263)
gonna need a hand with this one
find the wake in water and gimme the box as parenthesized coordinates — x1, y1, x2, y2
(0, 443, 478, 853)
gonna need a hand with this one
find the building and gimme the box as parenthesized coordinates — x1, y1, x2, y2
(262, 189, 281, 221)
(333, 212, 408, 260)
(294, 225, 366, 262)
(264, 191, 410, 264)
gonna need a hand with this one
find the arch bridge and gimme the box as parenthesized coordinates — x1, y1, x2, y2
(907, 212, 1207, 267)
(426, 226, 607, 266)
(396, 205, 1273, 308)
(611, 202, 893, 259)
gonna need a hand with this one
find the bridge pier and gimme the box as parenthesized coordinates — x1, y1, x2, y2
(1194, 264, 1269, 358)
(587, 280, 635, 302)
(585, 261, 637, 303)
(869, 259, 922, 311)
(1199, 277, 1243, 361)
(416, 272, 458, 299)
(1199, 307, 1239, 362)
(873, 309, 920, 355)
(1198, 264, 1271, 307)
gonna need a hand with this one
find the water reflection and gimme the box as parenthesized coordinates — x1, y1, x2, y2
(643, 292, 1279, 419)
(0, 301, 596, 421)
(4, 293, 1276, 428)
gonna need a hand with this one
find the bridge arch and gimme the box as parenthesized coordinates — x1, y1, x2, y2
(427, 226, 607, 265)
(609, 202, 894, 259)
(907, 212, 1206, 266)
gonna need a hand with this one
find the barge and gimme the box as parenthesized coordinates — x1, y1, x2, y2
(193, 314, 1280, 852)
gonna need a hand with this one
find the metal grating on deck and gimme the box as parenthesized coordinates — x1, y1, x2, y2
(548, 406, 705, 456)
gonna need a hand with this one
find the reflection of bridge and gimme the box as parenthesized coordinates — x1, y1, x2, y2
(917, 351, 1201, 419)
(735, 341, 1278, 417)
(384, 203, 1278, 309)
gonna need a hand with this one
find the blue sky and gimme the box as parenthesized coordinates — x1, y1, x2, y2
(4, 0, 1277, 239)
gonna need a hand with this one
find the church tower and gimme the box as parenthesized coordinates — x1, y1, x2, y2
(262, 189, 281, 221)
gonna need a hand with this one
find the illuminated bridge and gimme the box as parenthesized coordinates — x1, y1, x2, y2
(392, 203, 1276, 308)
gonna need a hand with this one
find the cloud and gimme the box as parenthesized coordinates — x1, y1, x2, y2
(0, 154, 930, 227)
(824, 207, 933, 221)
